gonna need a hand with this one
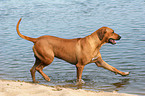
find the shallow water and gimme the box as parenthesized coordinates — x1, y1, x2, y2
(0, 0, 145, 95)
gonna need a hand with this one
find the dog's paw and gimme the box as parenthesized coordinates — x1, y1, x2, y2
(122, 72, 130, 76)
(45, 78, 51, 82)
(76, 79, 85, 85)
(124, 72, 130, 75)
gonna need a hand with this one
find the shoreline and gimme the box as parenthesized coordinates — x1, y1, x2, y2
(0, 79, 137, 96)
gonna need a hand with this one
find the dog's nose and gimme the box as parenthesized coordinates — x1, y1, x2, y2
(118, 35, 121, 40)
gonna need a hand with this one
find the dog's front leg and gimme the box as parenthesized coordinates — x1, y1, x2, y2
(76, 63, 85, 85)
(95, 57, 129, 76)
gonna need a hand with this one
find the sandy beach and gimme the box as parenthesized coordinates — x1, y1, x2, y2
(0, 79, 137, 96)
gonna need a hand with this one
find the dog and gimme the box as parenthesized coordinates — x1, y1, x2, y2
(16, 18, 129, 84)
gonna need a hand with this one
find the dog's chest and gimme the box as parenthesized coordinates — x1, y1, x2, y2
(92, 56, 99, 61)
(89, 51, 100, 63)
(90, 56, 99, 63)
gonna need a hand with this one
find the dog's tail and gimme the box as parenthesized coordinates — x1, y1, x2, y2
(16, 18, 37, 43)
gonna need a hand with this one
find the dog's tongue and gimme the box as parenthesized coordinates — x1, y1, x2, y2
(110, 39, 116, 44)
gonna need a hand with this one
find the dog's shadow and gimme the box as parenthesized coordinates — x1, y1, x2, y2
(77, 78, 130, 90)
(112, 78, 130, 89)
(53, 78, 130, 91)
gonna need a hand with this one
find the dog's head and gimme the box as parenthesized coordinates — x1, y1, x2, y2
(97, 27, 121, 45)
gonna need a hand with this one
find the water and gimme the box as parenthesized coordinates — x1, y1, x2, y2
(0, 0, 145, 95)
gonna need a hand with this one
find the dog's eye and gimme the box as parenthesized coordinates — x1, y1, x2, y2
(112, 31, 114, 33)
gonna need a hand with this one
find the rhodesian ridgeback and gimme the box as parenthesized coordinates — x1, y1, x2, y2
(16, 18, 129, 84)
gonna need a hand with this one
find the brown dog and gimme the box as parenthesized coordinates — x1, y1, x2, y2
(16, 18, 129, 84)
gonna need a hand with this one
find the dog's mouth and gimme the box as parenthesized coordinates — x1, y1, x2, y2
(108, 38, 116, 45)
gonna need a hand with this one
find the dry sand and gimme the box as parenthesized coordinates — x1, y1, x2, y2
(0, 79, 137, 96)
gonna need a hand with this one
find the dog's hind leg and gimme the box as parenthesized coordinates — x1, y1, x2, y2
(30, 56, 41, 83)
(34, 50, 54, 82)
(32, 42, 55, 82)
(35, 62, 52, 82)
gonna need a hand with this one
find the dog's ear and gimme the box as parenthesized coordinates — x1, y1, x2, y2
(97, 28, 106, 40)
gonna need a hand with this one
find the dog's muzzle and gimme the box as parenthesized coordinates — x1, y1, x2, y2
(108, 35, 121, 45)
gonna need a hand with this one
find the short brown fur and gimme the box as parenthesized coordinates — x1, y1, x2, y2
(16, 18, 129, 84)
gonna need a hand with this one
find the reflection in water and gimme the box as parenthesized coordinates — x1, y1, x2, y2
(50, 78, 130, 92)
(112, 79, 130, 89)
(52, 80, 83, 89)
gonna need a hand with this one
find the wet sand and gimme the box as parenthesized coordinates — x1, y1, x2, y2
(0, 79, 137, 96)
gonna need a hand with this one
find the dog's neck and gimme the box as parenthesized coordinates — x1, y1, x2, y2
(84, 32, 106, 50)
